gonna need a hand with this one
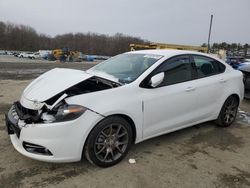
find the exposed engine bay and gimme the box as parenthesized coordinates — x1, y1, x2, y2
(16, 76, 120, 124)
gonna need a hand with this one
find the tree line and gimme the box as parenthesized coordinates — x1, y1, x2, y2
(0, 21, 249, 56)
(0, 21, 147, 56)
(202, 42, 249, 55)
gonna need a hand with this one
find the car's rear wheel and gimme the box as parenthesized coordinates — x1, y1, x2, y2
(215, 95, 239, 127)
(84, 116, 133, 167)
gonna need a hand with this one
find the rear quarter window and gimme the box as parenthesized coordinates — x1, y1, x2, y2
(193, 55, 226, 78)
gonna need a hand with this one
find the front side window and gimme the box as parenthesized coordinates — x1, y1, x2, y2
(89, 53, 162, 84)
(154, 55, 194, 87)
(193, 55, 225, 78)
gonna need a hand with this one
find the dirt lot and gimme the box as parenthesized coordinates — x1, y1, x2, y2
(0, 55, 95, 80)
(0, 56, 250, 188)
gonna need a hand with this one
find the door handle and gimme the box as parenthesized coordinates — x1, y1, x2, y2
(185, 86, 195, 92)
(219, 78, 227, 83)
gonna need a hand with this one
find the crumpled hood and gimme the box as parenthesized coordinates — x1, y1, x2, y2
(22, 68, 92, 102)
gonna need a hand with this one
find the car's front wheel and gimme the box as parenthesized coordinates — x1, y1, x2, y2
(84, 116, 133, 167)
(215, 95, 239, 127)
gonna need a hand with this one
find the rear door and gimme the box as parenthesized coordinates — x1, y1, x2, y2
(189, 55, 227, 119)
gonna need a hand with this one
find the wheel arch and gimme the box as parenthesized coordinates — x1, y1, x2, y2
(81, 113, 137, 160)
(92, 114, 137, 144)
(112, 114, 137, 143)
(215, 93, 240, 127)
(220, 93, 240, 111)
(216, 93, 240, 117)
(230, 93, 240, 104)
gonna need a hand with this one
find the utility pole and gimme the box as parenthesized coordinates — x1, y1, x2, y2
(207, 14, 213, 53)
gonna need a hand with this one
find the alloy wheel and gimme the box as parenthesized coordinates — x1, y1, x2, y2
(223, 97, 238, 124)
(94, 123, 128, 163)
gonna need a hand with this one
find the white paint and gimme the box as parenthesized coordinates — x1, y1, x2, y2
(8, 50, 244, 163)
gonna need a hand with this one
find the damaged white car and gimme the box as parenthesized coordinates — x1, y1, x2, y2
(6, 50, 244, 167)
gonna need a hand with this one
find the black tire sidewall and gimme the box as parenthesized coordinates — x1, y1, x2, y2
(85, 116, 133, 167)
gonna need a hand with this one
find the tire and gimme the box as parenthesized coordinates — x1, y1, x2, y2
(215, 95, 239, 127)
(84, 116, 133, 167)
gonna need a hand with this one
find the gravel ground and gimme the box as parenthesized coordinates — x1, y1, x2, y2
(0, 56, 250, 188)
(0, 55, 96, 80)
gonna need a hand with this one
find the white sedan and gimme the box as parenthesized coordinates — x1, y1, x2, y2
(5, 50, 244, 167)
(18, 52, 34, 58)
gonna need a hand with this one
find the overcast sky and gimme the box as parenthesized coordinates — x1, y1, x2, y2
(0, 0, 249, 45)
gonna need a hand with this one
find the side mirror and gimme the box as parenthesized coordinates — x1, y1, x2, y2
(150, 72, 164, 88)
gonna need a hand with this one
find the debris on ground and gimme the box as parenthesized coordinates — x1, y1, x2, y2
(128, 158, 136, 164)
(237, 109, 250, 124)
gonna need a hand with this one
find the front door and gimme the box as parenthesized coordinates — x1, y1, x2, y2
(141, 55, 199, 138)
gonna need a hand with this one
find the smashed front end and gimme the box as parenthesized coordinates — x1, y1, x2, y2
(7, 75, 119, 130)
(5, 69, 120, 162)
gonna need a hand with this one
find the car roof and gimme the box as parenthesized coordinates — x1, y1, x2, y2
(127, 49, 209, 58)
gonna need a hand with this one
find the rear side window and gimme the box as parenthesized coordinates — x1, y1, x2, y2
(155, 55, 195, 86)
(193, 55, 225, 78)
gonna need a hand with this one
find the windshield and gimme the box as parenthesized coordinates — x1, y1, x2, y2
(89, 53, 162, 84)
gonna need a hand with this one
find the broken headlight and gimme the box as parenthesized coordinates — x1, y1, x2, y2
(43, 104, 87, 123)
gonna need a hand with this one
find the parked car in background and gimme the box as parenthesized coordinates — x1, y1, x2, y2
(5, 50, 244, 167)
(95, 55, 110, 60)
(238, 64, 250, 99)
(6, 51, 13, 55)
(39, 50, 52, 59)
(237, 60, 250, 70)
(28, 52, 40, 59)
(80, 54, 95, 62)
(226, 56, 249, 69)
(18, 52, 34, 58)
(0, 50, 7, 55)
(13, 52, 20, 57)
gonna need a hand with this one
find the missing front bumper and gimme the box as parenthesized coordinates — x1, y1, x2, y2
(5, 113, 20, 138)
